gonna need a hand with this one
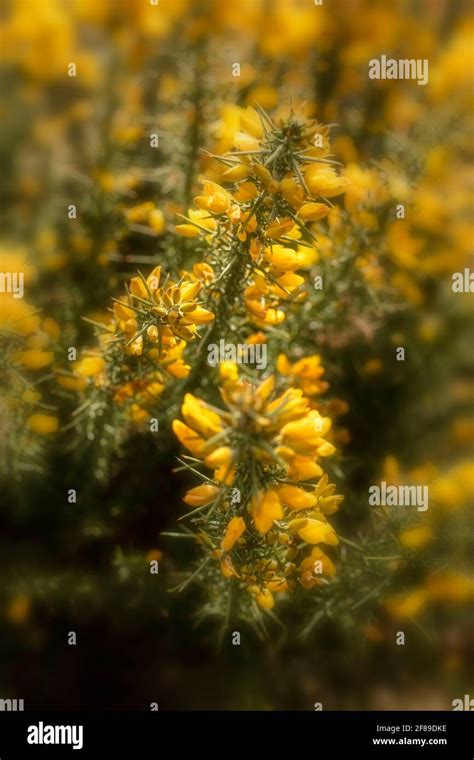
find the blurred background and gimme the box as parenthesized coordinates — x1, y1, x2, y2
(0, 0, 473, 710)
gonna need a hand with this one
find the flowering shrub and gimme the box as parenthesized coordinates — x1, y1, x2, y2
(0, 0, 472, 710)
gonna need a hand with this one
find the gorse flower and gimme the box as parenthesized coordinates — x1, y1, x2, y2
(113, 265, 214, 351)
(173, 363, 343, 611)
(60, 263, 216, 428)
(276, 353, 329, 397)
(163, 107, 348, 619)
(176, 105, 348, 329)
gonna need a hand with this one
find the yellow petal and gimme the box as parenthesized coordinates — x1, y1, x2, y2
(255, 588, 274, 609)
(114, 301, 134, 321)
(233, 181, 258, 202)
(175, 223, 201, 238)
(146, 266, 162, 291)
(221, 516, 246, 551)
(252, 489, 283, 534)
(182, 394, 223, 438)
(129, 276, 148, 299)
(317, 441, 336, 457)
(277, 485, 318, 511)
(180, 281, 201, 302)
(255, 374, 275, 404)
(220, 556, 240, 578)
(241, 107, 264, 139)
(297, 202, 330, 221)
(172, 419, 206, 456)
(233, 131, 260, 152)
(185, 307, 215, 324)
(288, 517, 338, 545)
(204, 446, 234, 483)
(183, 484, 220, 507)
(222, 164, 249, 182)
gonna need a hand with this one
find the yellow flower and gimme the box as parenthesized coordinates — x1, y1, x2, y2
(221, 516, 246, 551)
(21, 389, 41, 404)
(277, 485, 318, 511)
(75, 356, 106, 378)
(125, 201, 155, 224)
(182, 394, 224, 439)
(233, 181, 259, 202)
(57, 375, 87, 392)
(115, 267, 214, 352)
(288, 517, 338, 545)
(183, 484, 220, 507)
(194, 180, 231, 214)
(173, 367, 342, 611)
(220, 555, 240, 579)
(280, 412, 335, 457)
(172, 420, 206, 457)
(252, 489, 283, 534)
(148, 208, 166, 234)
(304, 166, 349, 198)
(254, 588, 275, 610)
(297, 202, 330, 221)
(280, 177, 305, 207)
(219, 361, 239, 383)
(400, 525, 433, 549)
(385, 589, 429, 620)
(263, 245, 303, 272)
(0, 299, 40, 335)
(175, 223, 201, 238)
(426, 572, 474, 603)
(233, 131, 260, 152)
(222, 164, 249, 182)
(277, 353, 328, 397)
(264, 218, 294, 240)
(240, 106, 264, 139)
(129, 405, 149, 424)
(27, 414, 58, 435)
(299, 547, 336, 589)
(12, 349, 53, 371)
(204, 447, 235, 484)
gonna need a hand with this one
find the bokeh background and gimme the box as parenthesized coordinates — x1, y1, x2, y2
(0, 0, 473, 709)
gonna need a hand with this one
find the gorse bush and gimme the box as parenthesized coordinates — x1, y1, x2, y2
(0, 0, 472, 708)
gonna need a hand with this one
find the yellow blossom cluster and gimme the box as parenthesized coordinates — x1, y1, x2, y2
(173, 362, 343, 610)
(57, 264, 215, 425)
(177, 106, 348, 328)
